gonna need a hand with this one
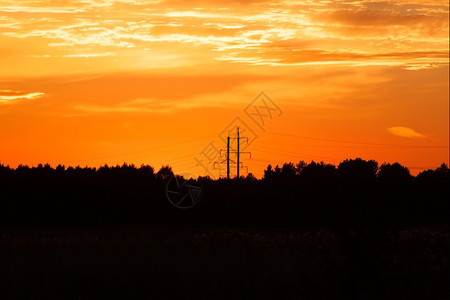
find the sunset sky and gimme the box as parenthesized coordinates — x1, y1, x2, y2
(0, 0, 448, 178)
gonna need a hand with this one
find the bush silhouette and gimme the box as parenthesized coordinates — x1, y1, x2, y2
(378, 162, 412, 184)
(338, 158, 378, 183)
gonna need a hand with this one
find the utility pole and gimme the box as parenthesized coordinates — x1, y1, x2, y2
(214, 126, 251, 179)
(227, 136, 230, 180)
(231, 126, 251, 179)
(237, 127, 240, 179)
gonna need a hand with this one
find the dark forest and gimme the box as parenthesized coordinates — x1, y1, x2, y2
(1, 158, 448, 227)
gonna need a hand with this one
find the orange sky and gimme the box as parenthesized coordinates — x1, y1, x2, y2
(0, 0, 448, 178)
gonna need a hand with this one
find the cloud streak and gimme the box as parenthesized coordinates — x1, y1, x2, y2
(388, 127, 426, 138)
(0, 90, 44, 103)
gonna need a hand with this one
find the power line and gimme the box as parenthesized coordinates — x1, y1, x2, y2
(266, 131, 447, 149)
(253, 140, 436, 149)
(250, 146, 341, 161)
(62, 133, 216, 165)
(146, 154, 197, 167)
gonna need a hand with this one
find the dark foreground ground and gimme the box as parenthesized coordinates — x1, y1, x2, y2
(1, 226, 449, 299)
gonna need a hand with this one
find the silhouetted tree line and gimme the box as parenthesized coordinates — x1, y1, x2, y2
(0, 159, 448, 226)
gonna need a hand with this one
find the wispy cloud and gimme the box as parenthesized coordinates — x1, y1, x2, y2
(388, 126, 425, 138)
(73, 95, 225, 115)
(63, 52, 116, 58)
(0, 0, 447, 70)
(0, 90, 44, 104)
(0, 5, 84, 13)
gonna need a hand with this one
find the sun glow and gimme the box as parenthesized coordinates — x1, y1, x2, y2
(0, 0, 448, 177)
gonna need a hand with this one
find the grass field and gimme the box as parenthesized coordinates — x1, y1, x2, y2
(1, 226, 449, 299)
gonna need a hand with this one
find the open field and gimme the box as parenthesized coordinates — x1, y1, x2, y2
(1, 226, 449, 299)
